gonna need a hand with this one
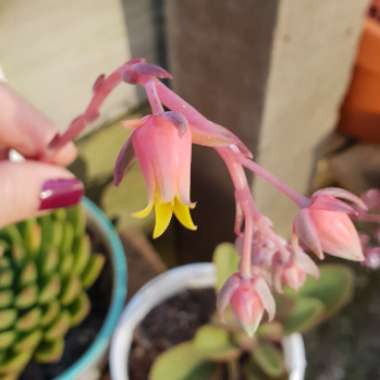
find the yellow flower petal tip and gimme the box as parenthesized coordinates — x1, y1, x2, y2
(174, 198, 197, 231)
(132, 202, 154, 219)
(153, 201, 174, 239)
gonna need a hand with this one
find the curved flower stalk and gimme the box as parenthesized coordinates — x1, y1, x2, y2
(51, 58, 376, 335)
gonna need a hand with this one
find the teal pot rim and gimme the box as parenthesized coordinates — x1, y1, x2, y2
(57, 197, 127, 380)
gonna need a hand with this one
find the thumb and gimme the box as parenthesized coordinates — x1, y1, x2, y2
(0, 161, 83, 227)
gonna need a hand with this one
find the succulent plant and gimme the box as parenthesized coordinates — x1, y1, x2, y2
(0, 205, 105, 380)
(150, 243, 354, 380)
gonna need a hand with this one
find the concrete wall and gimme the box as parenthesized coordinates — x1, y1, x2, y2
(0, 0, 158, 132)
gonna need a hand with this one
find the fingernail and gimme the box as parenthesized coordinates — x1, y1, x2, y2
(39, 178, 84, 211)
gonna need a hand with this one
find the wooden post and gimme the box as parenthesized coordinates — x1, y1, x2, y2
(166, 0, 368, 261)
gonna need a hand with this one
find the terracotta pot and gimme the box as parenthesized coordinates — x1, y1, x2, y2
(339, 17, 380, 141)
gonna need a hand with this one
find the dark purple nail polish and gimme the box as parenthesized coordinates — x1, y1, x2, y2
(39, 178, 84, 211)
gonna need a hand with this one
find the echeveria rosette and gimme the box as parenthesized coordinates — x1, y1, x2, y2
(51, 58, 378, 337)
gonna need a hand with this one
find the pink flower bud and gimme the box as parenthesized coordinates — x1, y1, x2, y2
(294, 188, 364, 262)
(217, 273, 275, 337)
(273, 238, 319, 292)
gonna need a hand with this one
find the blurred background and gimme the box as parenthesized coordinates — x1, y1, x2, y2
(1, 1, 380, 378)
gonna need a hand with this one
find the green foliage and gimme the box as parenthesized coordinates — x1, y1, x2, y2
(0, 206, 104, 379)
(193, 325, 240, 361)
(212, 243, 239, 290)
(282, 264, 354, 334)
(251, 342, 286, 378)
(296, 264, 354, 319)
(149, 342, 217, 380)
(282, 297, 325, 335)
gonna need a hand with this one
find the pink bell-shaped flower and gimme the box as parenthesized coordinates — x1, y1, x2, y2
(217, 273, 275, 336)
(294, 188, 366, 261)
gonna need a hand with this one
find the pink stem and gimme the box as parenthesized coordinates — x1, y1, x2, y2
(217, 147, 259, 278)
(144, 80, 164, 114)
(240, 157, 309, 208)
(48, 62, 131, 151)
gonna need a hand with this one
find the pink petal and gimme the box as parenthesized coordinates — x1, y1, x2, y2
(176, 121, 193, 205)
(148, 117, 179, 202)
(295, 250, 319, 279)
(230, 282, 264, 336)
(254, 278, 275, 321)
(314, 187, 367, 211)
(294, 209, 324, 259)
(131, 122, 156, 200)
(283, 266, 306, 290)
(217, 274, 241, 315)
(310, 209, 364, 261)
(310, 195, 355, 214)
(123, 62, 173, 84)
(113, 132, 135, 186)
(162, 111, 188, 137)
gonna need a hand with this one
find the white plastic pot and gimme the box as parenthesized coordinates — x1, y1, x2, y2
(110, 263, 306, 380)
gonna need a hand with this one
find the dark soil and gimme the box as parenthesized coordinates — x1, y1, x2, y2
(20, 227, 113, 380)
(305, 264, 380, 380)
(129, 288, 216, 380)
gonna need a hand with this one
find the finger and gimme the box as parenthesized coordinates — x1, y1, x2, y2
(0, 83, 77, 165)
(0, 161, 83, 228)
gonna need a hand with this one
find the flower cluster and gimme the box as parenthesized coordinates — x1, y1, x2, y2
(51, 59, 380, 336)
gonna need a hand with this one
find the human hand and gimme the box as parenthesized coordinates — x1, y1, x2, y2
(0, 83, 83, 227)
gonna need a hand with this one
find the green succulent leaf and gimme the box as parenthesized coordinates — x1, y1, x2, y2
(60, 275, 82, 306)
(81, 254, 105, 288)
(15, 285, 38, 309)
(68, 293, 90, 326)
(0, 290, 13, 309)
(0, 350, 32, 376)
(40, 248, 59, 276)
(193, 324, 240, 361)
(16, 307, 41, 331)
(41, 301, 61, 327)
(150, 342, 215, 380)
(252, 341, 286, 378)
(11, 244, 25, 266)
(297, 264, 354, 319)
(60, 253, 74, 277)
(283, 297, 325, 335)
(0, 309, 17, 331)
(0, 271, 13, 289)
(35, 339, 64, 363)
(14, 330, 42, 351)
(19, 261, 37, 286)
(39, 275, 61, 304)
(72, 236, 91, 275)
(45, 311, 71, 341)
(60, 224, 74, 255)
(67, 206, 86, 237)
(21, 220, 41, 256)
(0, 331, 15, 350)
(212, 243, 239, 290)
